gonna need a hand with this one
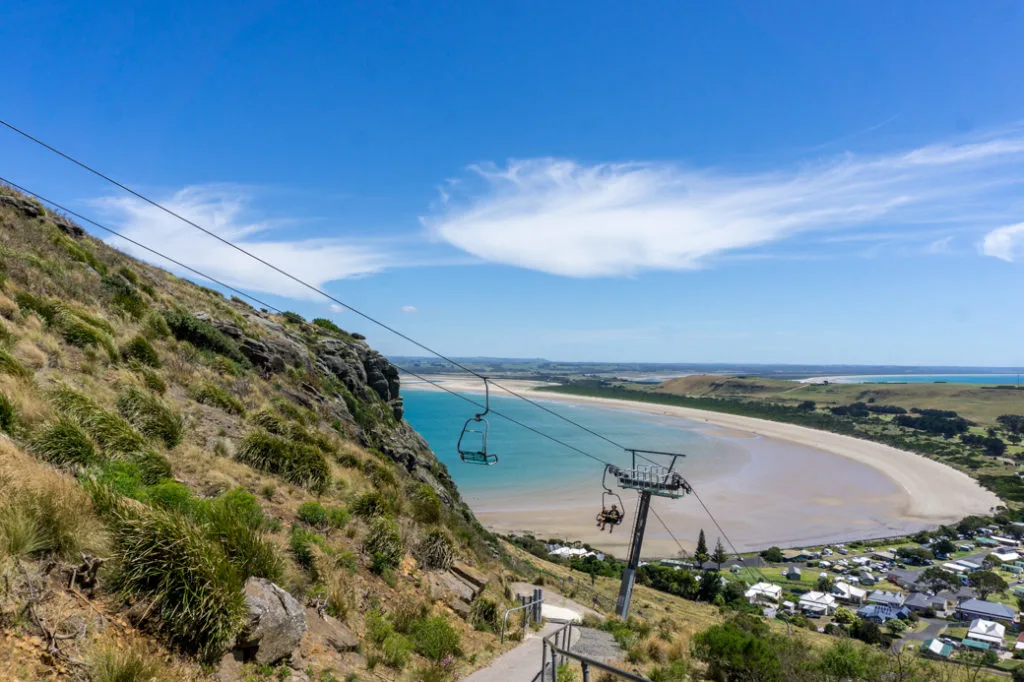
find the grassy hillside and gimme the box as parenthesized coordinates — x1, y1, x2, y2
(0, 186, 525, 681)
(658, 375, 1024, 425)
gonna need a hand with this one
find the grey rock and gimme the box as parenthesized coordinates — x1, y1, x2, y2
(302, 607, 359, 654)
(236, 578, 307, 665)
(0, 194, 43, 218)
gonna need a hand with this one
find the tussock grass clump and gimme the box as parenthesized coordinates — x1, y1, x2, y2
(52, 231, 106, 274)
(143, 310, 171, 339)
(352, 489, 400, 519)
(363, 517, 404, 574)
(0, 347, 30, 378)
(417, 528, 456, 571)
(297, 501, 349, 531)
(29, 419, 99, 466)
(0, 392, 17, 434)
(117, 385, 183, 448)
(236, 429, 330, 492)
(121, 335, 161, 367)
(189, 381, 246, 416)
(410, 616, 463, 663)
(113, 506, 246, 658)
(289, 525, 326, 576)
(162, 309, 247, 365)
(103, 274, 149, 318)
(52, 305, 118, 360)
(363, 458, 398, 488)
(410, 483, 442, 524)
(51, 385, 171, 483)
(128, 361, 167, 394)
(87, 644, 164, 682)
(14, 290, 57, 322)
(0, 447, 107, 560)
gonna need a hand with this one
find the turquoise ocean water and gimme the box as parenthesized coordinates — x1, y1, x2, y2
(401, 388, 744, 499)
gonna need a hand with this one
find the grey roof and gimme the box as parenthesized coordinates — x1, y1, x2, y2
(905, 593, 947, 609)
(957, 599, 1016, 620)
(857, 604, 910, 622)
(868, 590, 905, 607)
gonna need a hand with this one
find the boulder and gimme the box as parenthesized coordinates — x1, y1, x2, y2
(0, 194, 43, 218)
(236, 578, 307, 665)
(301, 607, 359, 655)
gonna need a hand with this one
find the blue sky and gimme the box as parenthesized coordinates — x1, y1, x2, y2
(3, 1, 1024, 365)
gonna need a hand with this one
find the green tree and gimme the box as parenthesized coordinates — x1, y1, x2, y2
(886, 619, 907, 638)
(932, 538, 956, 556)
(760, 546, 784, 563)
(918, 566, 961, 593)
(695, 529, 709, 569)
(833, 607, 855, 625)
(1012, 665, 1024, 682)
(817, 574, 835, 593)
(970, 570, 1008, 599)
(711, 538, 727, 571)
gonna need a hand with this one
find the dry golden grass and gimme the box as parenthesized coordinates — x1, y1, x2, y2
(0, 374, 51, 428)
(0, 292, 16, 319)
(13, 338, 47, 370)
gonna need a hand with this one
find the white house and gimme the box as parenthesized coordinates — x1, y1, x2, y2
(966, 619, 1006, 649)
(832, 582, 867, 604)
(799, 591, 837, 616)
(547, 546, 602, 560)
(991, 550, 1020, 563)
(745, 582, 783, 605)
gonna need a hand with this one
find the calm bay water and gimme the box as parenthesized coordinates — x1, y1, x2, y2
(401, 388, 746, 498)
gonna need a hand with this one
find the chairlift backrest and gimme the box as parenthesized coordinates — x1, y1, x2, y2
(457, 378, 497, 466)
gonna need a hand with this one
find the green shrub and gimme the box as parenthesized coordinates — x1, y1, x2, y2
(363, 459, 398, 489)
(282, 311, 305, 324)
(29, 419, 99, 467)
(203, 490, 283, 582)
(410, 616, 462, 663)
(649, 660, 689, 682)
(379, 633, 411, 669)
(312, 318, 353, 340)
(470, 598, 500, 634)
(102, 274, 148, 318)
(121, 335, 161, 367)
(117, 385, 183, 448)
(417, 528, 456, 570)
(298, 501, 329, 528)
(190, 381, 246, 416)
(410, 483, 442, 524)
(289, 525, 325, 576)
(236, 429, 330, 492)
(327, 506, 350, 529)
(52, 305, 118, 360)
(143, 310, 171, 339)
(0, 348, 31, 378)
(363, 517, 404, 574)
(143, 481, 196, 513)
(0, 392, 17, 434)
(113, 506, 246, 658)
(53, 232, 106, 274)
(162, 310, 247, 365)
(352, 490, 397, 519)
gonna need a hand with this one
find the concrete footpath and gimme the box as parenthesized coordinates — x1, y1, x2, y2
(463, 621, 570, 682)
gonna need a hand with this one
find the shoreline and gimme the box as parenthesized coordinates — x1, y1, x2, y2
(404, 376, 1000, 554)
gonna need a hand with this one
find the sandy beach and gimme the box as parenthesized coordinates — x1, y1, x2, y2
(404, 377, 1000, 557)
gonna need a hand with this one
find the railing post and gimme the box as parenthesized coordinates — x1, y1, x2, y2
(534, 588, 543, 623)
(551, 635, 558, 681)
(542, 638, 548, 682)
(581, 661, 590, 682)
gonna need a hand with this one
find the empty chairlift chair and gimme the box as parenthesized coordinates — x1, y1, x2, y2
(457, 378, 498, 465)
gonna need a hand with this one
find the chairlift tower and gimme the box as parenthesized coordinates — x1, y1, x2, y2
(607, 449, 691, 619)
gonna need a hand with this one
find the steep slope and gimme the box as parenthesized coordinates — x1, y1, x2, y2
(0, 185, 511, 682)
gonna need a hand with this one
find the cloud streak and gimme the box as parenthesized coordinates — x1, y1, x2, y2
(982, 223, 1024, 262)
(426, 134, 1024, 277)
(96, 185, 393, 300)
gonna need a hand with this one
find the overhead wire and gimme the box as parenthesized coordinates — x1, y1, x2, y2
(0, 122, 759, 575)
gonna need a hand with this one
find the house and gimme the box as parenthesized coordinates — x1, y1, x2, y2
(956, 599, 1016, 623)
(903, 593, 950, 616)
(941, 562, 968, 575)
(991, 550, 1020, 563)
(799, 591, 837, 616)
(954, 559, 982, 572)
(965, 619, 1006, 649)
(785, 566, 802, 580)
(859, 571, 877, 586)
(920, 638, 953, 660)
(975, 536, 1000, 548)
(958, 543, 974, 552)
(1016, 633, 1024, 652)
(548, 546, 603, 559)
(872, 551, 896, 562)
(832, 582, 867, 604)
(857, 604, 910, 624)
(991, 536, 1018, 547)
(745, 582, 782, 606)
(867, 590, 905, 608)
(781, 549, 808, 562)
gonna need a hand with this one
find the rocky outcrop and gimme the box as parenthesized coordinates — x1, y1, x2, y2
(0, 193, 85, 237)
(235, 578, 307, 665)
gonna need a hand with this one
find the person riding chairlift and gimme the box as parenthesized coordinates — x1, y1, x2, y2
(596, 504, 623, 532)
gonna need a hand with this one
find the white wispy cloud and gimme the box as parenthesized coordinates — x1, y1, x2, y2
(95, 185, 393, 299)
(400, 305, 418, 314)
(982, 223, 1024, 262)
(426, 134, 1024, 277)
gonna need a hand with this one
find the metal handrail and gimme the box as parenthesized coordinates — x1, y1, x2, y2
(500, 598, 542, 643)
(541, 622, 651, 682)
